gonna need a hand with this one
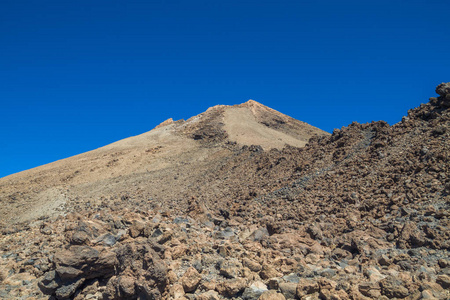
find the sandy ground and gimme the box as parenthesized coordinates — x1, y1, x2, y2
(224, 106, 307, 149)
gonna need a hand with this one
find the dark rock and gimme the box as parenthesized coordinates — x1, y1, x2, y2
(70, 231, 91, 245)
(55, 278, 85, 299)
(56, 266, 82, 280)
(436, 82, 450, 96)
(38, 270, 61, 295)
(94, 233, 117, 246)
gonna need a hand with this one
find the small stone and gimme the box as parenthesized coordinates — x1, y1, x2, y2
(70, 231, 90, 245)
(296, 278, 319, 298)
(243, 258, 262, 272)
(55, 278, 85, 299)
(180, 267, 201, 293)
(259, 263, 281, 280)
(358, 282, 381, 298)
(258, 290, 286, 300)
(279, 282, 297, 299)
(196, 290, 220, 300)
(380, 277, 409, 299)
(436, 274, 450, 289)
(129, 220, 145, 238)
(378, 254, 391, 266)
(216, 278, 247, 297)
(242, 281, 268, 300)
(438, 259, 450, 268)
(93, 233, 116, 246)
(118, 276, 135, 297)
(421, 289, 439, 300)
(219, 259, 242, 279)
(169, 283, 185, 299)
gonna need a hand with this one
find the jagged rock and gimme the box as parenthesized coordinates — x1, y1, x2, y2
(279, 282, 297, 299)
(259, 263, 281, 280)
(55, 277, 85, 299)
(216, 278, 247, 297)
(436, 275, 450, 289)
(242, 281, 268, 300)
(379, 276, 410, 299)
(196, 290, 220, 300)
(219, 259, 242, 279)
(129, 220, 145, 238)
(56, 266, 83, 280)
(169, 283, 185, 299)
(38, 271, 62, 295)
(93, 233, 117, 246)
(296, 278, 319, 298)
(70, 230, 91, 245)
(242, 258, 262, 272)
(436, 82, 450, 96)
(180, 267, 201, 293)
(258, 290, 286, 300)
(118, 275, 136, 297)
(358, 282, 381, 298)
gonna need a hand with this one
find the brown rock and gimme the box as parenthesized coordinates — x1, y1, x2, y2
(358, 282, 381, 298)
(216, 278, 247, 297)
(397, 222, 426, 248)
(54, 246, 99, 268)
(296, 278, 319, 298)
(319, 288, 347, 300)
(219, 259, 242, 279)
(279, 282, 297, 299)
(380, 276, 410, 299)
(421, 289, 439, 300)
(258, 290, 286, 300)
(55, 266, 83, 280)
(317, 278, 337, 290)
(196, 290, 220, 300)
(436, 274, 450, 289)
(129, 219, 145, 238)
(259, 263, 281, 280)
(70, 230, 91, 245)
(169, 283, 185, 299)
(243, 258, 262, 272)
(118, 275, 136, 297)
(181, 267, 202, 293)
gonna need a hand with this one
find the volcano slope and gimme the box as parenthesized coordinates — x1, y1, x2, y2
(0, 85, 449, 300)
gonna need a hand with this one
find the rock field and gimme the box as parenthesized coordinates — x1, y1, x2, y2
(0, 84, 449, 299)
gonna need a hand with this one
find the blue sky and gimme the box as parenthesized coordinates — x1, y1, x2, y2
(1, 0, 449, 178)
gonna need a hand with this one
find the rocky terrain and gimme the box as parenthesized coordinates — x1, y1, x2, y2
(0, 84, 449, 299)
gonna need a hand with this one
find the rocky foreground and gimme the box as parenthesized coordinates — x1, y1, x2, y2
(0, 84, 449, 299)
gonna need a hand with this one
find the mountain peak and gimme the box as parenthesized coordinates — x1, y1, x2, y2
(0, 100, 328, 223)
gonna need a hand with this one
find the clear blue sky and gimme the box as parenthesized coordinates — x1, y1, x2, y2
(1, 0, 449, 178)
